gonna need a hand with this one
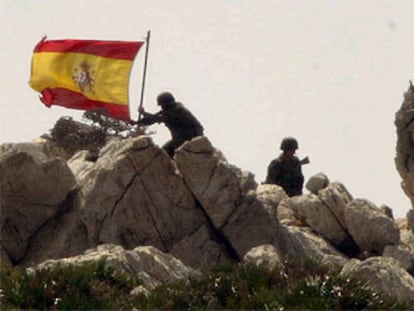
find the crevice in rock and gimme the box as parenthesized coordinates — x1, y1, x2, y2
(166, 191, 188, 210)
(137, 176, 169, 251)
(319, 197, 359, 257)
(192, 195, 240, 262)
(13, 188, 79, 266)
(175, 150, 240, 261)
(127, 149, 161, 174)
(126, 151, 170, 250)
(98, 154, 148, 232)
(218, 201, 239, 230)
(96, 161, 139, 243)
(177, 148, 220, 199)
(214, 179, 248, 230)
(109, 173, 138, 218)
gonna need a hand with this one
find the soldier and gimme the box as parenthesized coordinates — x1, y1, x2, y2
(138, 92, 204, 157)
(265, 137, 305, 197)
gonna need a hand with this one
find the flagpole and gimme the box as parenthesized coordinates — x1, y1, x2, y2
(138, 30, 151, 122)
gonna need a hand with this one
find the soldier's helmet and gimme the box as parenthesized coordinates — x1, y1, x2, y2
(157, 92, 175, 108)
(280, 137, 299, 151)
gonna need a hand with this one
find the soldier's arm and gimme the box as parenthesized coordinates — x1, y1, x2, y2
(138, 111, 163, 126)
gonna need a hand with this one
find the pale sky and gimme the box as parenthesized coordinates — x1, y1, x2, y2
(1, 0, 414, 217)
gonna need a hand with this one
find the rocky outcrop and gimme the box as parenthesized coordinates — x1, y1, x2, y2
(386, 219, 414, 272)
(283, 192, 349, 247)
(174, 137, 256, 229)
(0, 136, 405, 268)
(276, 182, 359, 257)
(383, 244, 414, 272)
(341, 257, 414, 303)
(255, 184, 288, 219)
(277, 225, 348, 267)
(395, 83, 414, 274)
(395, 83, 414, 196)
(0, 136, 284, 268)
(281, 181, 401, 258)
(318, 182, 353, 229)
(74, 136, 205, 253)
(169, 225, 229, 268)
(174, 137, 281, 260)
(29, 243, 200, 289)
(344, 199, 400, 255)
(69, 136, 234, 269)
(395, 82, 414, 222)
(0, 146, 80, 264)
(2, 123, 414, 304)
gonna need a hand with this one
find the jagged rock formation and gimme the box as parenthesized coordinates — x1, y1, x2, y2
(1, 136, 282, 269)
(345, 199, 400, 255)
(0, 145, 82, 265)
(175, 137, 280, 260)
(28, 244, 200, 290)
(71, 137, 206, 257)
(2, 122, 414, 302)
(395, 82, 414, 225)
(341, 257, 414, 303)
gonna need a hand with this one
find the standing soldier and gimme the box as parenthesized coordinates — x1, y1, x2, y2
(265, 137, 305, 197)
(138, 92, 204, 157)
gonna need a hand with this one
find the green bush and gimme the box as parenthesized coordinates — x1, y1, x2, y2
(130, 258, 410, 310)
(1, 258, 410, 310)
(0, 260, 138, 310)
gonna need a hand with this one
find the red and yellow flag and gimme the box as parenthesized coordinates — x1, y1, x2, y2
(29, 37, 144, 121)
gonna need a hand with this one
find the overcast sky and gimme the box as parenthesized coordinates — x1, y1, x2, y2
(1, 0, 414, 218)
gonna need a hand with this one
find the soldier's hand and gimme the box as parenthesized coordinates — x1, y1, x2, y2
(138, 106, 145, 113)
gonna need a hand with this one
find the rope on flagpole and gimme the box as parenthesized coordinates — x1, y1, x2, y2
(138, 30, 151, 122)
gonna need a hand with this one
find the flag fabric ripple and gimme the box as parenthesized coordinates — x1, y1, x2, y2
(29, 37, 144, 121)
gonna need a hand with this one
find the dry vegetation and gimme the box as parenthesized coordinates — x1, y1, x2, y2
(44, 109, 146, 159)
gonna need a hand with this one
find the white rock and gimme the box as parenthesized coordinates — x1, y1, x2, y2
(29, 244, 200, 289)
(285, 194, 348, 247)
(277, 225, 348, 267)
(341, 257, 414, 303)
(344, 199, 400, 254)
(255, 184, 288, 219)
(305, 172, 329, 194)
(243, 244, 282, 270)
(0, 145, 76, 263)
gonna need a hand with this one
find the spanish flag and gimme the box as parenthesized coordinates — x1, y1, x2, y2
(29, 37, 144, 121)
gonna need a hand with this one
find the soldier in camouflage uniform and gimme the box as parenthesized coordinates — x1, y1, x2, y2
(138, 92, 204, 157)
(265, 137, 304, 197)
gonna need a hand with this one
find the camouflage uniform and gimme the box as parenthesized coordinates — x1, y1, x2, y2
(265, 154, 304, 196)
(139, 93, 204, 157)
(265, 137, 304, 196)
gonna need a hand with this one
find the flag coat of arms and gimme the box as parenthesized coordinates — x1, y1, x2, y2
(29, 37, 144, 120)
